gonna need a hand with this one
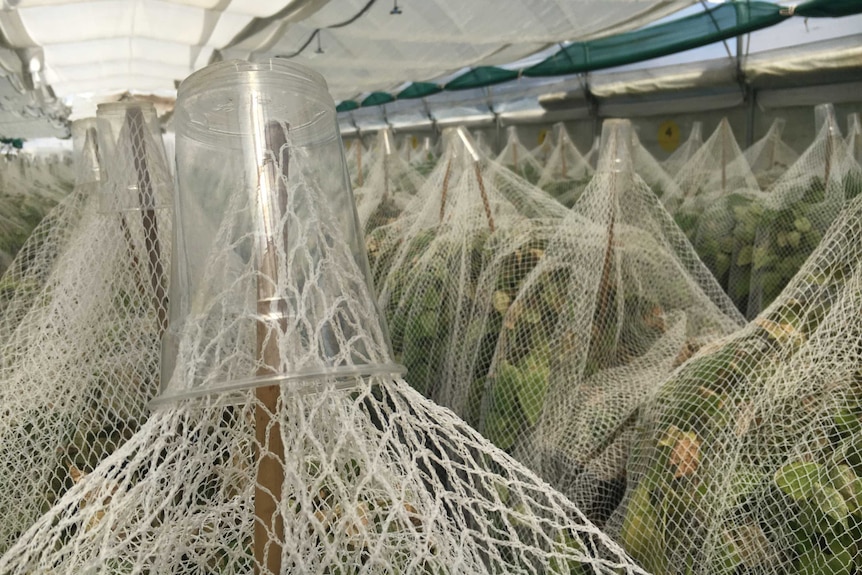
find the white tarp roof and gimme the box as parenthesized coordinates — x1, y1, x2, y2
(0, 0, 694, 114)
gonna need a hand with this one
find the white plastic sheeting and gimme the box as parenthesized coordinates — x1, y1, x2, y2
(0, 0, 696, 106)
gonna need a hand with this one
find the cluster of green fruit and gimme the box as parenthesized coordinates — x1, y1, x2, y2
(619, 238, 862, 575)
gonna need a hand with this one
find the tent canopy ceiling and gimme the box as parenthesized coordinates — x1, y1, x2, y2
(0, 0, 694, 125)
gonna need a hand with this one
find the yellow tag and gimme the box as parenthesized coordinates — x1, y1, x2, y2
(658, 120, 681, 152)
(538, 129, 548, 145)
(411, 135, 419, 149)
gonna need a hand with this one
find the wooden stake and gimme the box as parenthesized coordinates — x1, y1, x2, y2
(439, 158, 453, 222)
(253, 121, 289, 575)
(474, 162, 495, 233)
(126, 107, 168, 335)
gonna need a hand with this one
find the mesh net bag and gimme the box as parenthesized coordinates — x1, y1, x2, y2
(369, 126, 567, 407)
(631, 131, 681, 204)
(848, 112, 862, 168)
(452, 119, 743, 527)
(665, 118, 759, 235)
(473, 130, 495, 158)
(745, 104, 862, 317)
(531, 129, 556, 167)
(743, 118, 800, 190)
(609, 177, 862, 575)
(0, 102, 172, 554)
(0, 59, 652, 575)
(537, 122, 594, 207)
(410, 135, 438, 176)
(497, 126, 544, 185)
(353, 129, 426, 236)
(585, 135, 602, 171)
(0, 152, 74, 275)
(346, 138, 372, 188)
(662, 122, 704, 178)
(0, 119, 100, 339)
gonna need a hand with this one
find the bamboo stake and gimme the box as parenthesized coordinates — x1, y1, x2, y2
(126, 107, 168, 335)
(439, 158, 453, 222)
(356, 139, 363, 187)
(253, 120, 289, 575)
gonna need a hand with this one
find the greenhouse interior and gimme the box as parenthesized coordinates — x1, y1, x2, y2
(0, 0, 861, 574)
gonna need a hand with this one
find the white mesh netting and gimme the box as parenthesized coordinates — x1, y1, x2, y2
(497, 126, 544, 185)
(662, 122, 703, 178)
(537, 123, 594, 208)
(743, 118, 800, 190)
(410, 135, 439, 176)
(353, 129, 426, 236)
(610, 182, 862, 575)
(0, 153, 74, 275)
(585, 135, 602, 171)
(745, 104, 862, 317)
(0, 103, 172, 554)
(0, 120, 99, 345)
(346, 138, 372, 189)
(451, 119, 744, 527)
(369, 127, 567, 405)
(631, 131, 681, 204)
(0, 63, 652, 575)
(531, 129, 556, 167)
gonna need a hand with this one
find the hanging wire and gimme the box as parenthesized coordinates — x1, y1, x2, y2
(277, 0, 378, 59)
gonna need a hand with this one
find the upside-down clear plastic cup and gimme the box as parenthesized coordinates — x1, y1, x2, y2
(96, 101, 173, 213)
(70, 118, 101, 186)
(156, 59, 401, 404)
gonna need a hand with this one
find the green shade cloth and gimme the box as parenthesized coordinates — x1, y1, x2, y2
(445, 66, 519, 90)
(397, 82, 443, 100)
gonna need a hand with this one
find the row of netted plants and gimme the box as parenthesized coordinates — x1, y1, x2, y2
(0, 151, 75, 276)
(364, 120, 746, 533)
(609, 181, 862, 575)
(0, 107, 172, 554)
(665, 105, 862, 320)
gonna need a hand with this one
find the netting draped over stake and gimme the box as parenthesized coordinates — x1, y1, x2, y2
(0, 149, 74, 275)
(0, 59, 652, 575)
(745, 103, 862, 317)
(531, 130, 556, 166)
(369, 126, 567, 408)
(410, 135, 438, 176)
(537, 122, 594, 208)
(497, 126, 544, 185)
(585, 135, 602, 171)
(610, 187, 862, 575)
(662, 122, 703, 178)
(0, 119, 97, 332)
(456, 119, 744, 527)
(347, 138, 372, 188)
(743, 118, 800, 190)
(631, 131, 681, 204)
(353, 129, 426, 236)
(0, 102, 172, 554)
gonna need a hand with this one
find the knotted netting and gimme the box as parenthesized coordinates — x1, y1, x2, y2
(537, 122, 594, 207)
(610, 177, 862, 575)
(743, 118, 800, 190)
(452, 119, 743, 527)
(474, 130, 495, 158)
(0, 102, 172, 554)
(662, 122, 704, 178)
(631, 131, 681, 204)
(346, 137, 372, 188)
(0, 152, 74, 275)
(0, 59, 652, 575)
(585, 135, 602, 171)
(531, 129, 555, 166)
(352, 129, 425, 236)
(848, 112, 862, 167)
(410, 135, 439, 176)
(369, 126, 567, 407)
(497, 126, 544, 185)
(665, 118, 759, 236)
(0, 119, 99, 340)
(745, 103, 862, 316)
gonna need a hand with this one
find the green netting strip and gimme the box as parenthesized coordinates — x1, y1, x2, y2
(524, 2, 784, 77)
(444, 66, 520, 90)
(398, 82, 443, 100)
(795, 0, 862, 17)
(336, 101, 359, 112)
(335, 0, 857, 110)
(361, 92, 396, 107)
